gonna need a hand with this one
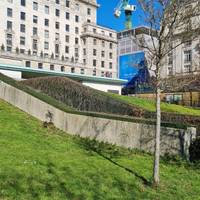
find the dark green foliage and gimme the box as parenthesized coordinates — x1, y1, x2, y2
(23, 76, 144, 117)
(0, 73, 186, 128)
(189, 137, 200, 162)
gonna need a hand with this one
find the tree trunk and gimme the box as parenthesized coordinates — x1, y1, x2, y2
(153, 86, 161, 186)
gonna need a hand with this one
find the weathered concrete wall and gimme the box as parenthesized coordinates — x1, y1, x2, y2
(0, 81, 196, 157)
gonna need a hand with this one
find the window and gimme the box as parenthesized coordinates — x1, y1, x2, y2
(20, 36, 25, 45)
(33, 39, 37, 50)
(20, 49, 25, 54)
(65, 24, 69, 32)
(93, 49, 96, 56)
(87, 8, 91, 15)
(71, 67, 75, 73)
(109, 43, 113, 49)
(33, 15, 38, 24)
(50, 64, 54, 70)
(65, 46, 69, 53)
(44, 30, 49, 38)
(168, 67, 173, 76)
(7, 21, 12, 30)
(184, 64, 192, 73)
(55, 9, 60, 17)
(20, 24, 25, 33)
(20, 12, 26, 20)
(21, 0, 26, 6)
(93, 39, 97, 45)
(75, 15, 79, 22)
(7, 8, 12, 17)
(65, 35, 69, 43)
(7, 46, 12, 52)
(44, 42, 49, 50)
(93, 70, 96, 76)
(55, 44, 59, 54)
(25, 61, 31, 67)
(6, 34, 12, 46)
(80, 69, 85, 74)
(101, 71, 105, 77)
(61, 66, 65, 72)
(93, 28, 96, 33)
(45, 5, 49, 14)
(109, 62, 112, 69)
(109, 52, 113, 59)
(66, 12, 70, 19)
(75, 38, 79, 45)
(101, 61, 105, 68)
(56, 0, 60, 4)
(93, 59, 96, 67)
(45, 19, 49, 26)
(33, 27, 37, 35)
(101, 51, 105, 57)
(33, 2, 38, 10)
(75, 27, 79, 34)
(66, 0, 70, 7)
(168, 52, 173, 65)
(38, 63, 43, 69)
(184, 50, 192, 63)
(109, 33, 113, 37)
(75, 48, 79, 57)
(55, 22, 60, 29)
(83, 48, 86, 55)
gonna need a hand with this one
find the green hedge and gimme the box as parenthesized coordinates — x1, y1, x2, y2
(0, 73, 186, 129)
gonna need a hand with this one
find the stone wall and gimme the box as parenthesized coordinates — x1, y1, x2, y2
(0, 81, 196, 157)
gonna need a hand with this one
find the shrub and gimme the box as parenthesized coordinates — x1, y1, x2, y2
(23, 76, 144, 117)
(189, 137, 200, 162)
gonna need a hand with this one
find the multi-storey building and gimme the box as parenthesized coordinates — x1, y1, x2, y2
(0, 0, 118, 79)
(117, 26, 156, 81)
(161, 0, 200, 78)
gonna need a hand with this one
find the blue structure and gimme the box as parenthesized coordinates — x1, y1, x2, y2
(119, 52, 145, 81)
(119, 52, 152, 94)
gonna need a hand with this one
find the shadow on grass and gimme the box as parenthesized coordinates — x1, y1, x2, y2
(76, 137, 151, 186)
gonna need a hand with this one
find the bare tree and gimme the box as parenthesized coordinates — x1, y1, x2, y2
(134, 0, 200, 185)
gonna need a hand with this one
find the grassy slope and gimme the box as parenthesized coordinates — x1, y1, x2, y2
(109, 94, 200, 116)
(0, 99, 200, 200)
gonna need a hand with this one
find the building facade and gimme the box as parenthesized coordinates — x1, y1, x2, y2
(117, 27, 156, 81)
(161, 0, 200, 78)
(0, 0, 118, 79)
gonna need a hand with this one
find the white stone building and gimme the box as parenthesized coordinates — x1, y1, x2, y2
(0, 0, 118, 79)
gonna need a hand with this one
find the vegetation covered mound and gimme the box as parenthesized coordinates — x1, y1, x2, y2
(0, 99, 200, 200)
(23, 76, 144, 117)
(23, 76, 200, 117)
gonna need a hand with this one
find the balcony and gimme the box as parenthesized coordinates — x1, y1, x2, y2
(0, 50, 84, 68)
(81, 30, 117, 43)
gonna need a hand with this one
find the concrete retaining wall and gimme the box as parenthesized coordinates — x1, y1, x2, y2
(0, 81, 196, 157)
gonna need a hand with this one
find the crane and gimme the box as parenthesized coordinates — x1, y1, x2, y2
(114, 0, 136, 30)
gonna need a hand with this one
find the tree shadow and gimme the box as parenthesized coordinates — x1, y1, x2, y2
(76, 137, 151, 186)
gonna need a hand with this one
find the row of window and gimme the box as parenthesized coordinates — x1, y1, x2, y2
(7, 8, 82, 23)
(91, 49, 113, 59)
(8, 0, 70, 9)
(168, 50, 192, 66)
(24, 61, 112, 77)
(7, 20, 71, 33)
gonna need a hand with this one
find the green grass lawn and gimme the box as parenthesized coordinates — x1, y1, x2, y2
(0, 100, 200, 199)
(109, 94, 200, 116)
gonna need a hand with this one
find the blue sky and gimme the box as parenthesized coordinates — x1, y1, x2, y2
(97, 0, 144, 31)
